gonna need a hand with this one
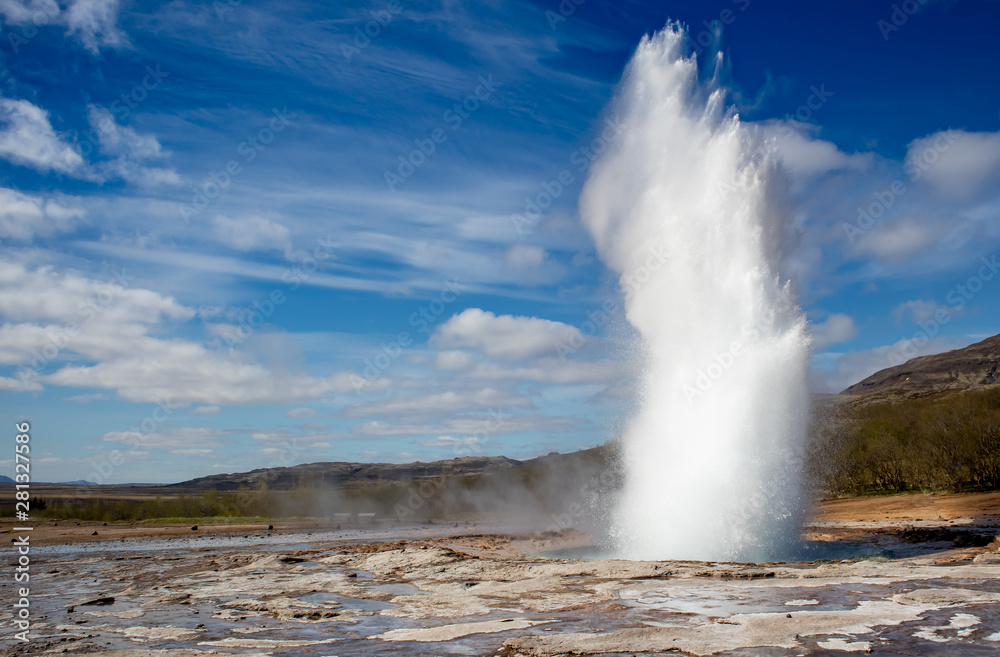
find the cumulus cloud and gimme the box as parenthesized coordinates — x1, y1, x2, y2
(759, 121, 872, 182)
(0, 262, 364, 404)
(0, 96, 84, 174)
(0, 187, 84, 240)
(907, 129, 1000, 202)
(433, 349, 475, 371)
(855, 216, 945, 262)
(810, 313, 858, 351)
(432, 308, 582, 360)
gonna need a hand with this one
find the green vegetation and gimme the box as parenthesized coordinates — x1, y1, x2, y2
(808, 387, 1000, 496)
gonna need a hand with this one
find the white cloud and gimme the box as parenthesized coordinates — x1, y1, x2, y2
(87, 106, 180, 186)
(0, 187, 85, 240)
(0, 0, 58, 24)
(102, 426, 227, 450)
(67, 392, 106, 402)
(211, 215, 293, 256)
(893, 299, 957, 324)
(432, 308, 582, 360)
(0, 374, 42, 391)
(0, 96, 84, 174)
(192, 405, 220, 415)
(64, 0, 129, 53)
(0, 262, 190, 327)
(0, 0, 126, 54)
(856, 217, 943, 262)
(285, 407, 316, 419)
(810, 313, 858, 351)
(46, 355, 361, 406)
(759, 121, 872, 181)
(0, 99, 176, 186)
(0, 262, 365, 404)
(415, 435, 481, 448)
(907, 130, 1000, 202)
(505, 244, 546, 268)
(433, 349, 475, 371)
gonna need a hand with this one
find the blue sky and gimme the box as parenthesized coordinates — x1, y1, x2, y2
(2, 0, 1000, 483)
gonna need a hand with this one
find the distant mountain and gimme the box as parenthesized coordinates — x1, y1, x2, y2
(0, 478, 97, 486)
(169, 448, 611, 492)
(842, 333, 1000, 399)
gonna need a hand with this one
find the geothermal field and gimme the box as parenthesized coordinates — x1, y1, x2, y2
(3, 497, 1000, 656)
(5, 5, 1000, 657)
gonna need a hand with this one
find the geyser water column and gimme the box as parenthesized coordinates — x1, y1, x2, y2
(580, 25, 811, 562)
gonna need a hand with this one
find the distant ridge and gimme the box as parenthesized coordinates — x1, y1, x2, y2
(842, 333, 1000, 398)
(0, 477, 96, 485)
(168, 448, 608, 492)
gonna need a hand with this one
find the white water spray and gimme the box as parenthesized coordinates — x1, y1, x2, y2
(581, 25, 811, 562)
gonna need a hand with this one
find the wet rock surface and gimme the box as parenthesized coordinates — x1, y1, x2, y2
(1, 523, 1000, 656)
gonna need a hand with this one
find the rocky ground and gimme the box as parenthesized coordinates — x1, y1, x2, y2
(3, 495, 1000, 656)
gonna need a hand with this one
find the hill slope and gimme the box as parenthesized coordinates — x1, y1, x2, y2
(168, 448, 610, 492)
(842, 333, 1000, 398)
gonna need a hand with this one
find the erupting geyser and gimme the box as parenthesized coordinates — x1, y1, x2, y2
(581, 25, 811, 561)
